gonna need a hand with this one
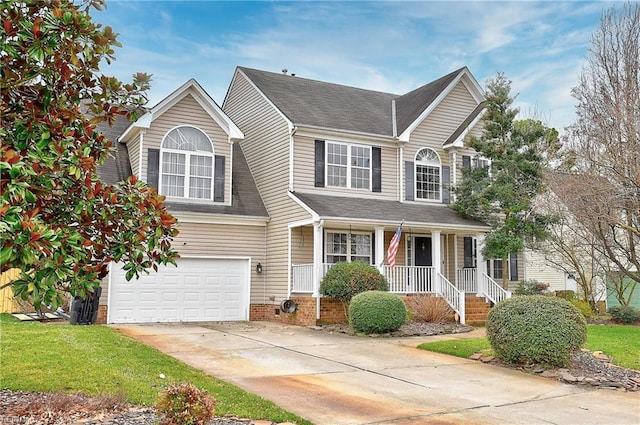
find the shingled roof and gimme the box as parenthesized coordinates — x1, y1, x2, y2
(238, 66, 475, 138)
(291, 192, 488, 230)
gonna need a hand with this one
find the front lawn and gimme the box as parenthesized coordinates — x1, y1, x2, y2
(0, 314, 311, 424)
(418, 324, 640, 371)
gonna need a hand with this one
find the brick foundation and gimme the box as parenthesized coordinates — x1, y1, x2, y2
(250, 297, 348, 326)
(96, 305, 107, 324)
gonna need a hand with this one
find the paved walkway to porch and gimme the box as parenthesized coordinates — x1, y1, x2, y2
(115, 322, 640, 425)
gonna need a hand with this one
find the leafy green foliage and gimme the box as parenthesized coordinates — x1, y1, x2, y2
(349, 291, 407, 334)
(608, 306, 640, 324)
(320, 262, 388, 303)
(513, 279, 551, 296)
(569, 299, 593, 319)
(487, 296, 587, 367)
(453, 73, 558, 287)
(0, 0, 179, 309)
(156, 382, 216, 425)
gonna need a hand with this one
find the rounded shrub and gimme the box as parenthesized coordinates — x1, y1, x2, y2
(487, 295, 587, 367)
(320, 261, 388, 303)
(608, 305, 640, 324)
(349, 291, 407, 334)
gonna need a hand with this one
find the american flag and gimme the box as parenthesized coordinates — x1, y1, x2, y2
(387, 224, 402, 268)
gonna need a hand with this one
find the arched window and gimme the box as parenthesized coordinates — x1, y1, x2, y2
(415, 148, 441, 200)
(160, 126, 214, 200)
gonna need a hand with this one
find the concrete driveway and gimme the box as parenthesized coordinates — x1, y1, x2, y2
(115, 321, 640, 425)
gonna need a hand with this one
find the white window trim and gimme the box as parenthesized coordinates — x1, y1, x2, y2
(325, 141, 372, 190)
(324, 230, 373, 264)
(414, 147, 442, 202)
(159, 125, 215, 201)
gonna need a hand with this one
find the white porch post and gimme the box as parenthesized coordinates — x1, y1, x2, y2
(453, 235, 459, 286)
(375, 226, 385, 274)
(476, 234, 486, 296)
(432, 230, 441, 293)
(313, 221, 324, 320)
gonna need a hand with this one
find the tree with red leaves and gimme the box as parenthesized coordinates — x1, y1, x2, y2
(1, 0, 179, 310)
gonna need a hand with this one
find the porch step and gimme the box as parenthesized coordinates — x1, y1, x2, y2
(465, 295, 492, 325)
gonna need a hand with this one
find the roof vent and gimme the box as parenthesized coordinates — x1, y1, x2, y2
(282, 68, 288, 75)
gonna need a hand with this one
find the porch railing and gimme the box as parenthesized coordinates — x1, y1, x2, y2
(456, 267, 477, 293)
(383, 266, 434, 293)
(479, 272, 512, 304)
(436, 272, 465, 324)
(291, 264, 315, 293)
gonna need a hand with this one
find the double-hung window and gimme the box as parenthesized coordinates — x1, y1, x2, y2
(160, 126, 214, 200)
(326, 142, 371, 189)
(415, 148, 441, 201)
(326, 232, 372, 264)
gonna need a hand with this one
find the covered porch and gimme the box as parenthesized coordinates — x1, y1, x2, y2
(288, 192, 512, 324)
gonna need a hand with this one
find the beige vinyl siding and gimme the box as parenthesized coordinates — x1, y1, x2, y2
(443, 234, 456, 282)
(224, 72, 310, 302)
(140, 94, 232, 203)
(522, 249, 565, 291)
(127, 133, 141, 178)
(293, 134, 398, 200)
(453, 147, 479, 189)
(406, 81, 480, 165)
(291, 226, 314, 266)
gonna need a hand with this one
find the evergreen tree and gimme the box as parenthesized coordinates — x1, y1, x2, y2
(453, 73, 558, 288)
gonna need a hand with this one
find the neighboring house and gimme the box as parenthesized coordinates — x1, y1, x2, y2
(524, 172, 608, 302)
(96, 66, 516, 325)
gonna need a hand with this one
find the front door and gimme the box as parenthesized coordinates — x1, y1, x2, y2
(412, 237, 432, 292)
(414, 237, 432, 266)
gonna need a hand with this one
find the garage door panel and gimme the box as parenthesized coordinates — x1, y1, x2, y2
(109, 258, 249, 323)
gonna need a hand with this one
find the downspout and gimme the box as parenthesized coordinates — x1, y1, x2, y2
(452, 151, 457, 202)
(289, 125, 297, 192)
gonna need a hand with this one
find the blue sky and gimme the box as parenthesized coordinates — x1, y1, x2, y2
(94, 1, 615, 131)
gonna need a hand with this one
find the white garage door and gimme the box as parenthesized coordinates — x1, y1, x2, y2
(108, 258, 249, 324)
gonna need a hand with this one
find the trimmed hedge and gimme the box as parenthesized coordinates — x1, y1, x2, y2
(487, 295, 587, 367)
(349, 291, 406, 334)
(320, 262, 388, 303)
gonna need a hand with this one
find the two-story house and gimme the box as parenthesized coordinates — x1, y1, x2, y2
(99, 66, 515, 325)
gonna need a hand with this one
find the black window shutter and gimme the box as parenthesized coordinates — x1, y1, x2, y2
(441, 165, 450, 204)
(372, 147, 381, 192)
(462, 155, 471, 168)
(371, 232, 376, 264)
(314, 140, 325, 187)
(405, 161, 414, 201)
(147, 148, 160, 190)
(463, 237, 473, 268)
(214, 155, 225, 202)
(509, 253, 519, 281)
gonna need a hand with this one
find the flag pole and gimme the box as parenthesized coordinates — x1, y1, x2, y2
(379, 220, 404, 268)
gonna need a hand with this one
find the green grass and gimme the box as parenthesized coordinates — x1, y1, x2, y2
(417, 338, 492, 358)
(585, 324, 640, 371)
(0, 314, 311, 424)
(418, 324, 640, 371)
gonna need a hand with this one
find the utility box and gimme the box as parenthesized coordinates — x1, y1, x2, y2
(69, 287, 101, 325)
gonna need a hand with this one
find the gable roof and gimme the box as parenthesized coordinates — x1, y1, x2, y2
(233, 66, 484, 139)
(442, 101, 487, 148)
(120, 79, 243, 143)
(291, 192, 488, 231)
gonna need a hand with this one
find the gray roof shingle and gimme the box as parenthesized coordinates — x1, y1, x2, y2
(291, 192, 487, 229)
(238, 66, 469, 137)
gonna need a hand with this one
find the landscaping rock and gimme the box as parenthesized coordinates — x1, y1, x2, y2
(480, 355, 495, 363)
(469, 352, 483, 360)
